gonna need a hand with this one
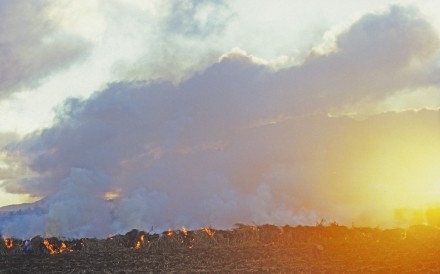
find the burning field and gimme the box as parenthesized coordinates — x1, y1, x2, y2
(1, 223, 440, 273)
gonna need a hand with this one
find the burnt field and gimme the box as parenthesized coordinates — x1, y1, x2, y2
(1, 224, 440, 273)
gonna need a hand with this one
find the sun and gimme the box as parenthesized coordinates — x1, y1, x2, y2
(323, 111, 440, 226)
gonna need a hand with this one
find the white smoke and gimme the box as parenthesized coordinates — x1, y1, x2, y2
(1, 5, 440, 238)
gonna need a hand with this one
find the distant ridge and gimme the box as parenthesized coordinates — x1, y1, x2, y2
(0, 201, 40, 213)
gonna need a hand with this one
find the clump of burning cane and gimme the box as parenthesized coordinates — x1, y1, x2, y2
(4, 238, 13, 249)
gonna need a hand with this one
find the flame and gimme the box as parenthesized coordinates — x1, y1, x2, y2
(59, 242, 68, 253)
(202, 227, 215, 237)
(43, 239, 57, 254)
(4, 238, 13, 249)
(180, 226, 194, 249)
(166, 229, 174, 237)
(181, 226, 188, 237)
(104, 191, 120, 201)
(42, 239, 71, 254)
(134, 235, 145, 249)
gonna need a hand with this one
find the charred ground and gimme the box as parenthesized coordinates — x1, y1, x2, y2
(1, 223, 440, 273)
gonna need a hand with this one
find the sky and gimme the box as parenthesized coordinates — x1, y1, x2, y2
(1, 0, 440, 237)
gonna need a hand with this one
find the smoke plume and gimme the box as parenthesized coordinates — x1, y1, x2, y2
(1, 6, 440, 238)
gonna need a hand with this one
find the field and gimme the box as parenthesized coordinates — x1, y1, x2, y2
(1, 224, 440, 273)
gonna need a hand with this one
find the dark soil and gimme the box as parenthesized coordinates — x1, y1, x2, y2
(1, 224, 440, 273)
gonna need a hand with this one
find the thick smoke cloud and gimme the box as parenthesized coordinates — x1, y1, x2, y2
(0, 0, 90, 99)
(276, 6, 439, 112)
(1, 6, 440, 238)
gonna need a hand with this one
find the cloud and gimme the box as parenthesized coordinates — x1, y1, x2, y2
(2, 5, 440, 237)
(163, 0, 230, 38)
(338, 6, 439, 66)
(276, 5, 440, 112)
(0, 133, 34, 191)
(111, 0, 233, 83)
(0, 0, 90, 99)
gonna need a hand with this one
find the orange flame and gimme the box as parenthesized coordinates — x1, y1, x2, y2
(59, 242, 69, 253)
(134, 235, 145, 249)
(179, 226, 194, 249)
(43, 240, 71, 254)
(166, 229, 174, 237)
(43, 239, 57, 254)
(202, 227, 215, 237)
(181, 226, 188, 237)
(4, 238, 13, 249)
